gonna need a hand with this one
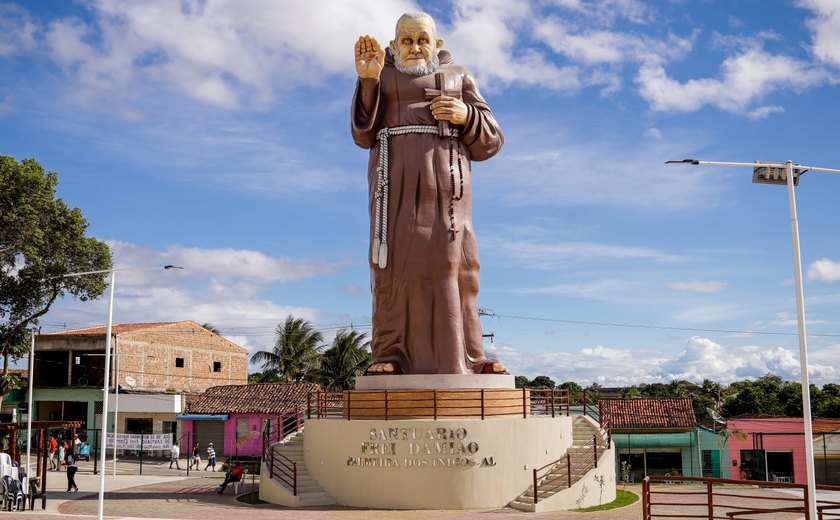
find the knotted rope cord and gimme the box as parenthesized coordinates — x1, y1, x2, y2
(374, 124, 461, 269)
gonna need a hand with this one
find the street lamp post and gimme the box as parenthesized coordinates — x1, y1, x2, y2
(31, 265, 183, 520)
(667, 159, 840, 520)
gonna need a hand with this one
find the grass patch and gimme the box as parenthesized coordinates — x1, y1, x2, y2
(236, 491, 267, 505)
(573, 489, 639, 512)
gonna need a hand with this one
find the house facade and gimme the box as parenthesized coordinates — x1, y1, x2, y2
(603, 398, 703, 482)
(177, 382, 317, 457)
(32, 321, 248, 443)
(727, 417, 809, 484)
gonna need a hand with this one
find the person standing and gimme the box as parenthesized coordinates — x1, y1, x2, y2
(204, 442, 216, 471)
(48, 436, 57, 470)
(57, 440, 66, 471)
(191, 442, 200, 470)
(169, 441, 181, 469)
(65, 451, 78, 492)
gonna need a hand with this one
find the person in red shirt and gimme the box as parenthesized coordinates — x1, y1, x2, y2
(217, 463, 244, 494)
(49, 436, 58, 470)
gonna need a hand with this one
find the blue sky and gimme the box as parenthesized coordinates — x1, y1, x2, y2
(3, 0, 840, 387)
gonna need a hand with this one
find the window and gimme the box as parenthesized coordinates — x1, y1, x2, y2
(175, 357, 184, 368)
(213, 361, 222, 372)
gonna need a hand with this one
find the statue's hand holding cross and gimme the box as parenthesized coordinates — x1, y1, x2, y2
(427, 73, 468, 127)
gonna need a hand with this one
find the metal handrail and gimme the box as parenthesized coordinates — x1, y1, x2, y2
(532, 422, 611, 504)
(306, 388, 570, 420)
(531, 390, 612, 505)
(641, 476, 840, 520)
(261, 416, 302, 496)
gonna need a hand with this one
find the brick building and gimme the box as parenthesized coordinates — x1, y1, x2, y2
(32, 321, 248, 442)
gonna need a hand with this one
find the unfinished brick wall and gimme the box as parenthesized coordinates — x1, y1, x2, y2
(115, 324, 248, 392)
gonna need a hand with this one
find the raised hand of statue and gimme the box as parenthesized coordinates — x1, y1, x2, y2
(355, 35, 385, 79)
(430, 95, 468, 126)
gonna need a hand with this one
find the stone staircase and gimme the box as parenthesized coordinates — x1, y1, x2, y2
(508, 416, 604, 512)
(268, 430, 335, 507)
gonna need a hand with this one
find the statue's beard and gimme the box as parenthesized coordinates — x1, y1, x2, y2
(394, 53, 440, 76)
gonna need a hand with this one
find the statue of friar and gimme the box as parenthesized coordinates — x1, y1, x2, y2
(352, 12, 505, 376)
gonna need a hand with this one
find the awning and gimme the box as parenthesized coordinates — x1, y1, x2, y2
(175, 414, 229, 421)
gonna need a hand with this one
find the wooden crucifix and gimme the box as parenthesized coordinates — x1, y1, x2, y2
(425, 72, 461, 136)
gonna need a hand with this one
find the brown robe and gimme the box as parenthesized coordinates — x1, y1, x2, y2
(351, 48, 504, 374)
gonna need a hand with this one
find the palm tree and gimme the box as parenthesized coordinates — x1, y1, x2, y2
(314, 329, 371, 391)
(200, 323, 221, 335)
(250, 315, 324, 383)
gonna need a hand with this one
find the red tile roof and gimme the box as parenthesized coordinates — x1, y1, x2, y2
(39, 321, 195, 336)
(186, 383, 320, 415)
(813, 417, 840, 433)
(602, 398, 697, 430)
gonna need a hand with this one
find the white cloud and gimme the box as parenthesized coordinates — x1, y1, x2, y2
(808, 258, 840, 282)
(669, 280, 728, 293)
(637, 47, 830, 115)
(0, 4, 37, 57)
(39, 239, 340, 355)
(107, 240, 335, 283)
(800, 0, 840, 67)
(533, 18, 693, 67)
(644, 127, 663, 139)
(0, 95, 12, 117)
(483, 236, 681, 269)
(446, 0, 580, 92)
(42, 0, 418, 107)
(480, 124, 722, 210)
(502, 336, 837, 386)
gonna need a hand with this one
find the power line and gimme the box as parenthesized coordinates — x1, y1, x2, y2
(480, 312, 840, 338)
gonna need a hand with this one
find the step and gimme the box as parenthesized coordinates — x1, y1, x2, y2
(508, 499, 536, 512)
(298, 491, 336, 507)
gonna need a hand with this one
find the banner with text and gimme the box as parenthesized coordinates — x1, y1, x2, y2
(105, 433, 172, 451)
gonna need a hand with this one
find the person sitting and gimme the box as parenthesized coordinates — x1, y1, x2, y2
(217, 462, 245, 494)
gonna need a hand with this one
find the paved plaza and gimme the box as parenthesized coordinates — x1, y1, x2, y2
(12, 459, 643, 520)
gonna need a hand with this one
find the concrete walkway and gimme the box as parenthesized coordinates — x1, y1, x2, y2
(13, 459, 644, 520)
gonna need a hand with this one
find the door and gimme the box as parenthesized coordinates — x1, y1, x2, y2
(194, 421, 225, 456)
(740, 449, 767, 481)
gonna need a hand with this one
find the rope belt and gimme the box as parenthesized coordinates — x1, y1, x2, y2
(372, 124, 462, 269)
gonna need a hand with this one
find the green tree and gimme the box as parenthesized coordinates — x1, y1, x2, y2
(559, 381, 583, 405)
(619, 386, 642, 399)
(1, 156, 111, 398)
(530, 375, 556, 389)
(514, 375, 529, 389)
(247, 371, 281, 384)
(314, 329, 371, 391)
(250, 315, 324, 383)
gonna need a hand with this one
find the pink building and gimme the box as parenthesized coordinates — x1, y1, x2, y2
(177, 383, 317, 458)
(727, 417, 805, 484)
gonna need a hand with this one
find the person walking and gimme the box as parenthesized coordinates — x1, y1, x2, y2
(190, 442, 200, 470)
(48, 436, 57, 470)
(169, 441, 181, 469)
(57, 440, 66, 471)
(204, 442, 216, 471)
(65, 451, 79, 492)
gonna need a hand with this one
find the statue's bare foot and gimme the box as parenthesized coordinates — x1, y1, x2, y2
(481, 362, 508, 374)
(366, 362, 399, 375)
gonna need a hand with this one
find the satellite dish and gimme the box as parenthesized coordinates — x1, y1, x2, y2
(706, 407, 726, 424)
(125, 376, 137, 389)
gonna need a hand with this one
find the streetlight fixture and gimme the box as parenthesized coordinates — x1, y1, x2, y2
(26, 264, 183, 520)
(667, 159, 840, 520)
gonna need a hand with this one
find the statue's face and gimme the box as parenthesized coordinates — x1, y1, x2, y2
(391, 17, 442, 70)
